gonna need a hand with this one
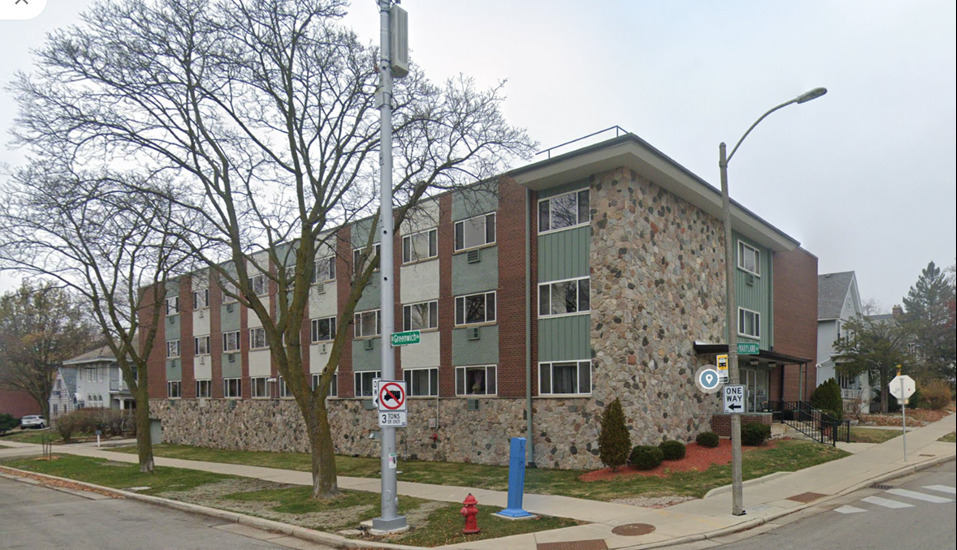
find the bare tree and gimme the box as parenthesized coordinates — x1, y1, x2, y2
(9, 0, 533, 497)
(0, 160, 192, 472)
(0, 280, 98, 419)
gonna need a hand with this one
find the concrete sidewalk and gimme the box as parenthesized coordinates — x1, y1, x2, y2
(1, 413, 954, 550)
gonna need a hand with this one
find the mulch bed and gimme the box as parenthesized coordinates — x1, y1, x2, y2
(580, 439, 776, 482)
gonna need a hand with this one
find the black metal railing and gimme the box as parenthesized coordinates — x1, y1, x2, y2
(769, 401, 850, 446)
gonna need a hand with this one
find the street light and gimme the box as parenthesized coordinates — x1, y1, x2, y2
(718, 87, 826, 517)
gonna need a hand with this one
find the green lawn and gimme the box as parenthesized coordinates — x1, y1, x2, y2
(849, 427, 903, 444)
(0, 430, 59, 444)
(939, 432, 956, 443)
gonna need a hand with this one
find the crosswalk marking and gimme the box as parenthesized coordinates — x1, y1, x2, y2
(887, 488, 953, 504)
(834, 505, 867, 514)
(860, 496, 914, 509)
(924, 485, 957, 495)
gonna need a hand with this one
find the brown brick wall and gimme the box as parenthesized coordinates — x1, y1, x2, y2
(336, 226, 355, 397)
(141, 284, 167, 400)
(496, 177, 529, 398)
(772, 247, 818, 401)
(438, 194, 455, 397)
(180, 278, 195, 398)
(711, 413, 772, 437)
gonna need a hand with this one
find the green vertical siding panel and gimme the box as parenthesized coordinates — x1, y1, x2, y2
(451, 247, 498, 295)
(356, 277, 381, 311)
(352, 339, 383, 371)
(537, 180, 589, 200)
(165, 359, 182, 381)
(452, 182, 498, 221)
(351, 218, 379, 246)
(451, 326, 499, 365)
(222, 358, 242, 379)
(537, 226, 590, 281)
(733, 233, 771, 350)
(538, 315, 591, 362)
(165, 314, 181, 338)
(220, 304, 240, 331)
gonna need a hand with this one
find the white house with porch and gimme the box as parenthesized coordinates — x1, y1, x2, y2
(58, 346, 135, 412)
(816, 271, 870, 415)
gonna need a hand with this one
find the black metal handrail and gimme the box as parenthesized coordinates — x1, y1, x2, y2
(769, 401, 850, 446)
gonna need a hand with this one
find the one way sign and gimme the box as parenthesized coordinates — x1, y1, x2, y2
(723, 385, 745, 414)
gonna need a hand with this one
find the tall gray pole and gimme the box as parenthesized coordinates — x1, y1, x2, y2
(718, 87, 827, 517)
(373, 0, 406, 532)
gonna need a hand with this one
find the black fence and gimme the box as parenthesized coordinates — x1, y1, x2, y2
(768, 401, 851, 446)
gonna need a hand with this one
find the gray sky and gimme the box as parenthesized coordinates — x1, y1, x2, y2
(1, 0, 955, 311)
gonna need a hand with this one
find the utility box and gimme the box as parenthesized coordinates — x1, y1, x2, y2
(390, 5, 409, 78)
(149, 418, 163, 444)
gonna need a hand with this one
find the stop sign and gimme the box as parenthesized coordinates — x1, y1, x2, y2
(888, 374, 916, 399)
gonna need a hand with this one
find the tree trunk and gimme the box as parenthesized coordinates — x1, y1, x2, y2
(306, 396, 338, 499)
(134, 384, 154, 473)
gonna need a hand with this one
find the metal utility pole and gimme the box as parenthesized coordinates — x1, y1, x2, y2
(718, 87, 826, 517)
(373, 0, 408, 533)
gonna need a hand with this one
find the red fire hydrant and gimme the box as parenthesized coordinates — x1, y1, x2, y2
(460, 493, 481, 534)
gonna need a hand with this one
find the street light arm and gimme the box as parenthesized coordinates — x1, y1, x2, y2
(725, 99, 795, 164)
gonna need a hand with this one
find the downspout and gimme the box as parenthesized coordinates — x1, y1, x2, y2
(525, 187, 535, 467)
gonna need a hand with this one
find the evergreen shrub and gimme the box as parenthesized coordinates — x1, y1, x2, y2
(810, 378, 844, 420)
(629, 445, 664, 470)
(598, 398, 631, 469)
(695, 431, 720, 448)
(741, 422, 771, 446)
(659, 440, 686, 460)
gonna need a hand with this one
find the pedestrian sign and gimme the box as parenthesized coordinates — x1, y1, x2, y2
(723, 384, 745, 413)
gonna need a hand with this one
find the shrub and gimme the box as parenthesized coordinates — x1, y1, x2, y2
(54, 409, 136, 442)
(629, 445, 663, 470)
(659, 440, 686, 460)
(920, 379, 952, 410)
(741, 422, 771, 446)
(598, 398, 631, 469)
(696, 431, 720, 448)
(0, 413, 18, 433)
(810, 378, 844, 420)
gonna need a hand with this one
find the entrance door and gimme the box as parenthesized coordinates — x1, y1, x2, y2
(742, 367, 769, 412)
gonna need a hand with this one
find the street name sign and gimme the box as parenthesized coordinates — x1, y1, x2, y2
(737, 342, 759, 355)
(723, 384, 745, 413)
(716, 354, 729, 383)
(391, 330, 421, 347)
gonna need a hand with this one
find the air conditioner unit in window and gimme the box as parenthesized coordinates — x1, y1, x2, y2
(315, 282, 325, 294)
(363, 339, 374, 351)
(467, 327, 480, 341)
(467, 249, 481, 264)
(228, 353, 236, 363)
(320, 344, 327, 354)
(467, 399, 480, 411)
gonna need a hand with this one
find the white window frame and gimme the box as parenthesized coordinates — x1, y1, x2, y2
(249, 327, 268, 350)
(277, 376, 295, 398)
(738, 307, 761, 338)
(311, 316, 337, 343)
(167, 380, 182, 399)
(454, 291, 496, 326)
(312, 371, 338, 398)
(354, 309, 381, 338)
(454, 213, 496, 252)
(539, 360, 591, 396)
(403, 300, 438, 331)
(248, 273, 268, 296)
(165, 296, 179, 316)
(312, 256, 336, 283)
(195, 379, 212, 398)
(353, 243, 381, 272)
(220, 280, 238, 304)
(455, 365, 497, 396)
(223, 378, 242, 398)
(354, 370, 381, 397)
(222, 331, 241, 352)
(194, 335, 211, 356)
(737, 241, 761, 276)
(404, 367, 438, 397)
(538, 276, 590, 318)
(166, 339, 180, 359)
(250, 376, 270, 398)
(193, 288, 209, 309)
(402, 228, 438, 264)
(538, 188, 589, 234)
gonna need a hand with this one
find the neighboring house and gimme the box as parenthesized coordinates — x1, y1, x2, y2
(59, 346, 135, 412)
(816, 271, 870, 415)
(48, 368, 78, 420)
(143, 132, 818, 469)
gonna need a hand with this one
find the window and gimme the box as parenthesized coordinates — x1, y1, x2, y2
(353, 244, 381, 272)
(455, 292, 496, 325)
(539, 361, 591, 395)
(222, 331, 240, 352)
(737, 241, 760, 276)
(311, 317, 337, 342)
(354, 309, 381, 338)
(312, 256, 336, 283)
(455, 365, 496, 396)
(248, 274, 267, 296)
(167, 380, 182, 398)
(165, 296, 179, 316)
(403, 300, 438, 331)
(193, 288, 209, 309)
(166, 339, 180, 359)
(354, 370, 381, 397)
(278, 377, 294, 398)
(538, 277, 590, 317)
(404, 368, 438, 397)
(738, 307, 761, 338)
(251, 377, 270, 398)
(454, 213, 496, 251)
(312, 371, 338, 397)
(194, 335, 211, 356)
(221, 280, 238, 303)
(249, 327, 267, 350)
(538, 189, 589, 233)
(195, 379, 212, 398)
(402, 228, 438, 263)
(223, 378, 242, 398)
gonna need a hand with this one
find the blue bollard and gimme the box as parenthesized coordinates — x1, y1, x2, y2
(497, 437, 533, 518)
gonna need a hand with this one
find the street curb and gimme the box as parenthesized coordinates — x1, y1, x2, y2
(0, 465, 420, 550)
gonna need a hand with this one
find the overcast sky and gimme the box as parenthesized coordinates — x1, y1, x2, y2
(1, 0, 954, 311)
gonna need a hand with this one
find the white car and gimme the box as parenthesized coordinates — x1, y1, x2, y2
(20, 415, 46, 429)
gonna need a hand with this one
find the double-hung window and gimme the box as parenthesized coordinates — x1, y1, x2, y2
(251, 377, 269, 398)
(194, 335, 210, 356)
(221, 281, 238, 304)
(455, 365, 496, 396)
(402, 228, 438, 263)
(222, 331, 241, 352)
(166, 339, 180, 359)
(312, 256, 336, 283)
(312, 371, 338, 397)
(311, 317, 337, 343)
(353, 244, 381, 272)
(455, 292, 496, 326)
(223, 378, 241, 398)
(538, 189, 589, 233)
(165, 296, 179, 316)
(167, 380, 182, 398)
(404, 368, 438, 397)
(248, 274, 267, 296)
(195, 379, 212, 398)
(539, 360, 591, 395)
(403, 300, 438, 331)
(738, 307, 761, 338)
(193, 288, 209, 309)
(737, 241, 760, 276)
(354, 310, 380, 338)
(454, 213, 495, 251)
(354, 370, 381, 397)
(249, 327, 267, 350)
(538, 277, 590, 317)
